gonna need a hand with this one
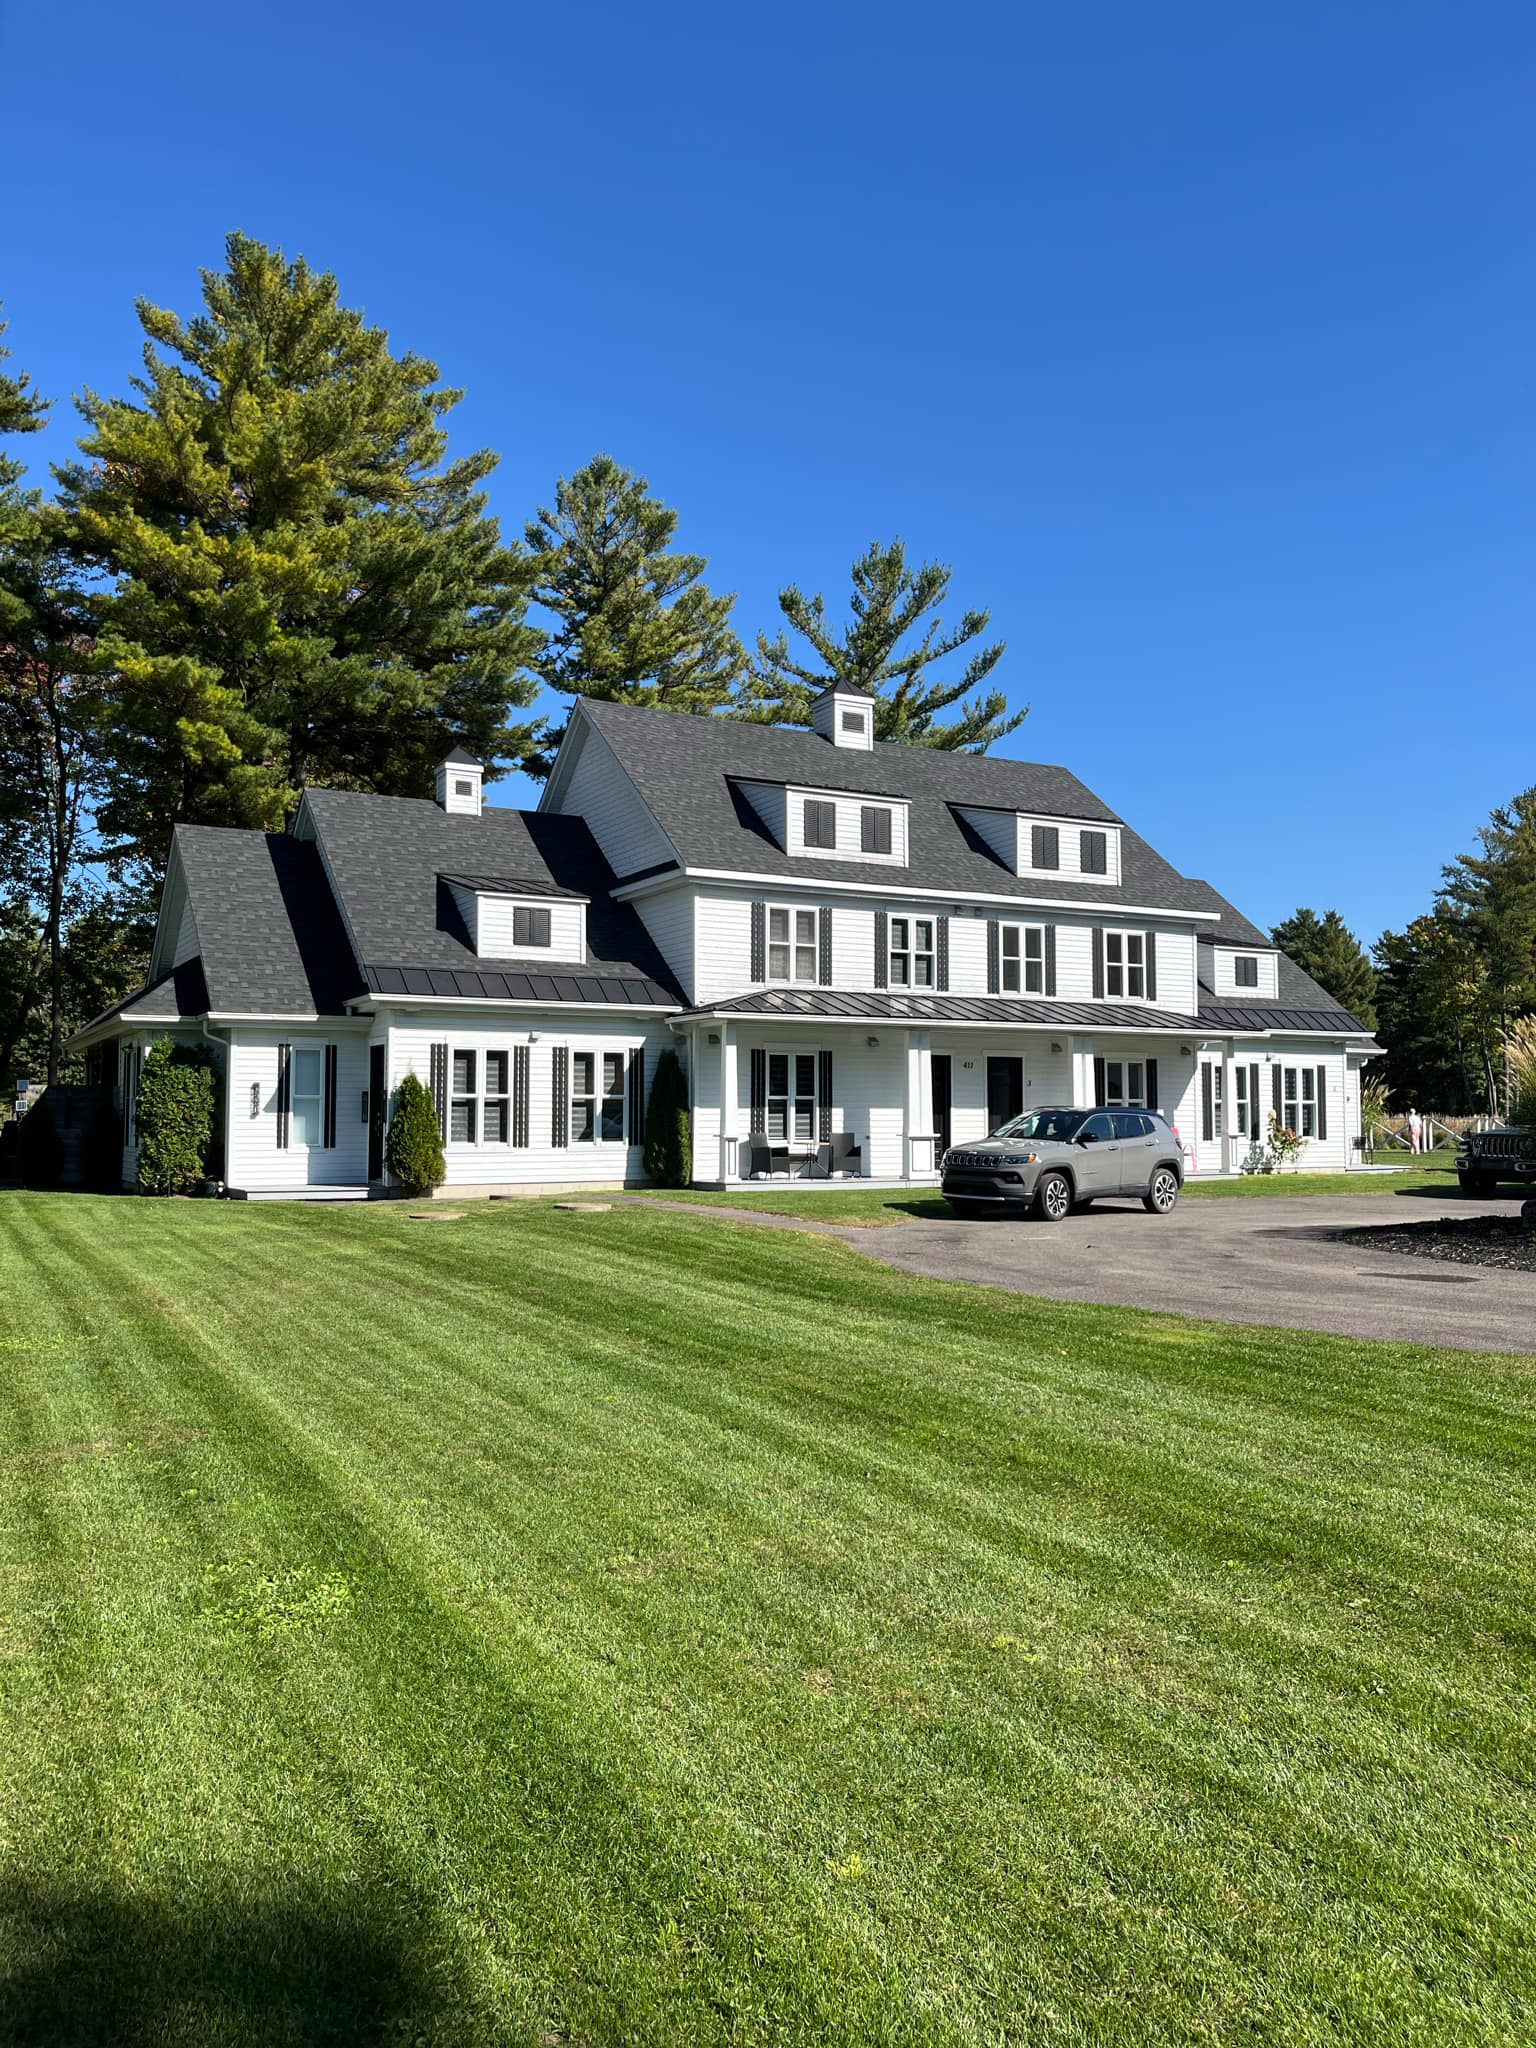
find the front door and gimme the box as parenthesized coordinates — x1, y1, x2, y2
(932, 1054, 953, 1156)
(1230, 1062, 1251, 1171)
(986, 1055, 1023, 1132)
(367, 1045, 387, 1180)
(1200, 1058, 1224, 1173)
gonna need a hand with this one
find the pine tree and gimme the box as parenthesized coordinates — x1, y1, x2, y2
(522, 454, 747, 775)
(1437, 787, 1536, 1112)
(0, 307, 48, 495)
(642, 1048, 692, 1187)
(1373, 910, 1494, 1113)
(56, 233, 542, 867)
(1269, 907, 1378, 1027)
(742, 538, 1023, 751)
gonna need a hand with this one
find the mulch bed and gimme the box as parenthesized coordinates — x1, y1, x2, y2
(1337, 1213, 1536, 1273)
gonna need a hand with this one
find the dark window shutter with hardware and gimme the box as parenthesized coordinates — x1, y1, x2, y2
(552, 1045, 569, 1147)
(750, 900, 766, 981)
(817, 1050, 833, 1141)
(1272, 1065, 1283, 1124)
(1144, 931, 1158, 1003)
(818, 906, 832, 984)
(805, 799, 836, 848)
(861, 806, 891, 854)
(1316, 1066, 1328, 1140)
(1031, 824, 1059, 870)
(986, 919, 1000, 995)
(276, 1043, 292, 1149)
(1094, 1056, 1107, 1107)
(629, 1049, 646, 1144)
(1080, 829, 1107, 875)
(750, 1048, 767, 1135)
(323, 1043, 337, 1149)
(874, 910, 889, 990)
(936, 915, 950, 992)
(1092, 928, 1105, 999)
(1248, 1062, 1259, 1141)
(1044, 924, 1057, 997)
(512, 1045, 530, 1147)
(1145, 1058, 1159, 1112)
(430, 1041, 448, 1139)
(1201, 1063, 1214, 1142)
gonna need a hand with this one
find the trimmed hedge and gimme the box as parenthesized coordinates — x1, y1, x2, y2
(136, 1040, 216, 1195)
(385, 1072, 445, 1195)
(643, 1048, 692, 1188)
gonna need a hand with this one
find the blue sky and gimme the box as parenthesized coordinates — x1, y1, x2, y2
(2, 0, 1531, 946)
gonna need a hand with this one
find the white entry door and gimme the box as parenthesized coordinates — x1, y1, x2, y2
(1230, 1062, 1250, 1172)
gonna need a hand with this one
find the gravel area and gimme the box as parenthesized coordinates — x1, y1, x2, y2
(1337, 1213, 1536, 1273)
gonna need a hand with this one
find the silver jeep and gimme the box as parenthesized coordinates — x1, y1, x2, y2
(940, 1105, 1184, 1222)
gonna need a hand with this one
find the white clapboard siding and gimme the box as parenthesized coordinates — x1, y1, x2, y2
(784, 787, 908, 866)
(447, 885, 587, 961)
(224, 1030, 370, 1192)
(1208, 946, 1281, 999)
(557, 723, 675, 878)
(633, 883, 696, 994)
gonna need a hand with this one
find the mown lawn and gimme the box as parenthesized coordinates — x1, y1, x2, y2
(635, 1166, 1465, 1226)
(1, 1192, 1533, 2046)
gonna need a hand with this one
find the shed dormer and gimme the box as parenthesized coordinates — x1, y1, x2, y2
(811, 679, 874, 751)
(435, 746, 484, 816)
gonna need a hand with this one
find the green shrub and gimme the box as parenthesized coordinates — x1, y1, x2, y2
(643, 1048, 691, 1187)
(136, 1039, 216, 1195)
(384, 1071, 445, 1195)
(81, 1091, 124, 1192)
(16, 1099, 64, 1189)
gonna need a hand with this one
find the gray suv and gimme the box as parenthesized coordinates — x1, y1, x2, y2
(941, 1106, 1184, 1221)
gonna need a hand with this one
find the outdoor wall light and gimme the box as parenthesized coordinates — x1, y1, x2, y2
(866, 1035, 880, 1047)
(249, 1082, 260, 1119)
(1050, 1041, 1062, 1054)
(1180, 1045, 1192, 1055)
(707, 1031, 720, 1044)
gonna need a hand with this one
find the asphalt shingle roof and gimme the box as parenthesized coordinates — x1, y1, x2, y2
(301, 789, 681, 1006)
(574, 699, 1224, 915)
(174, 829, 362, 1015)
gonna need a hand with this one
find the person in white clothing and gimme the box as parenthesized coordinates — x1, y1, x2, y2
(1406, 1106, 1423, 1154)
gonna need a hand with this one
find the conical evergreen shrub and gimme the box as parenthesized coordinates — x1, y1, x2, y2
(385, 1072, 445, 1195)
(643, 1049, 691, 1187)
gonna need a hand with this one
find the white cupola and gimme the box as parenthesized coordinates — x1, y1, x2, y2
(811, 678, 875, 750)
(434, 747, 484, 816)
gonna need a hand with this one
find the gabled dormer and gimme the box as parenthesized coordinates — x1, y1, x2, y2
(810, 678, 875, 751)
(955, 805, 1123, 885)
(733, 780, 909, 865)
(442, 874, 588, 960)
(1201, 940, 1280, 999)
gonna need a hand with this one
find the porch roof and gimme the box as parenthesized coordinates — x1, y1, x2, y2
(670, 987, 1201, 1031)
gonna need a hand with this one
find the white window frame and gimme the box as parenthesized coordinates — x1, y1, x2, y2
(449, 1049, 478, 1144)
(290, 1046, 325, 1147)
(999, 922, 1045, 995)
(483, 1048, 510, 1145)
(1282, 1065, 1317, 1139)
(766, 903, 819, 984)
(1233, 1063, 1252, 1139)
(1104, 930, 1147, 1001)
(1103, 1060, 1147, 1109)
(765, 1048, 819, 1143)
(889, 914, 936, 988)
(571, 1048, 627, 1145)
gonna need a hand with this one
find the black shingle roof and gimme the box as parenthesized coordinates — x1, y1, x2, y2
(175, 829, 363, 1015)
(301, 789, 681, 1006)
(72, 956, 211, 1037)
(574, 699, 1224, 915)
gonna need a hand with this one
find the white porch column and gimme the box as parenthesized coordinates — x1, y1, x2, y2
(1070, 1035, 1096, 1108)
(717, 1022, 738, 1183)
(904, 1028, 935, 1179)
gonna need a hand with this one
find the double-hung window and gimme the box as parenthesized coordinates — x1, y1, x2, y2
(1282, 1066, 1317, 1138)
(1103, 1060, 1147, 1108)
(767, 1052, 817, 1142)
(483, 1050, 509, 1142)
(1104, 932, 1146, 999)
(803, 799, 837, 850)
(290, 1048, 324, 1145)
(450, 1051, 477, 1142)
(572, 1051, 625, 1142)
(768, 906, 818, 983)
(1000, 924, 1045, 994)
(889, 915, 935, 987)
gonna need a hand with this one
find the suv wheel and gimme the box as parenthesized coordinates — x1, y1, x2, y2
(1143, 1167, 1180, 1215)
(1460, 1173, 1497, 1199)
(1034, 1171, 1072, 1223)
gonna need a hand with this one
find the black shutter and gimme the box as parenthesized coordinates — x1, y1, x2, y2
(1144, 932, 1157, 1004)
(1093, 1056, 1107, 1108)
(629, 1049, 646, 1144)
(1091, 928, 1105, 999)
(874, 910, 889, 990)
(817, 1050, 833, 1141)
(276, 1043, 292, 1150)
(1272, 1064, 1283, 1124)
(1044, 924, 1057, 997)
(323, 1043, 337, 1149)
(750, 900, 767, 981)
(1249, 1063, 1260, 1143)
(986, 919, 1000, 995)
(749, 1047, 767, 1135)
(552, 1045, 569, 1147)
(1145, 1057, 1159, 1112)
(1080, 829, 1107, 875)
(512, 1044, 530, 1147)
(1316, 1065, 1328, 1140)
(1201, 1062, 1214, 1142)
(429, 1041, 448, 1140)
(936, 915, 950, 992)
(1031, 824, 1059, 870)
(818, 906, 832, 985)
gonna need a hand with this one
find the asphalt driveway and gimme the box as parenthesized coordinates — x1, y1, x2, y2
(850, 1193, 1535, 1354)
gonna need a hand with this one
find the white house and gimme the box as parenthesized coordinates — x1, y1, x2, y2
(71, 683, 1378, 1195)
